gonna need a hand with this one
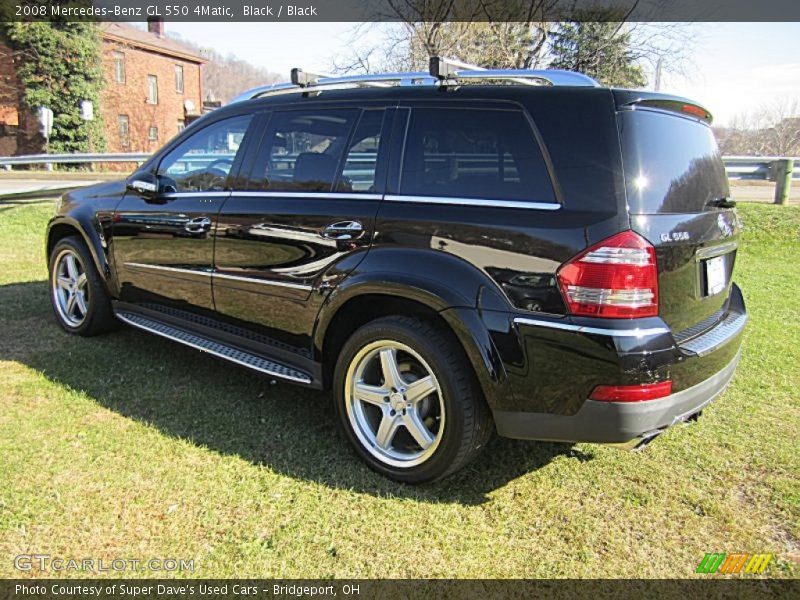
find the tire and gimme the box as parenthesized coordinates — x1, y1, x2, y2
(334, 316, 493, 484)
(48, 236, 118, 336)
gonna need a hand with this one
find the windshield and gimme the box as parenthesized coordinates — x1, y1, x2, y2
(620, 109, 729, 214)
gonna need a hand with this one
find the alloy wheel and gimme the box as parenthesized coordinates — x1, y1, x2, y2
(344, 340, 445, 468)
(52, 249, 90, 327)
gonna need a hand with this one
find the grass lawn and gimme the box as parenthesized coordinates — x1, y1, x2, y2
(0, 199, 797, 579)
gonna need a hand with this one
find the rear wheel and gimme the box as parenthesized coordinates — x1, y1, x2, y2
(334, 316, 492, 483)
(49, 236, 117, 336)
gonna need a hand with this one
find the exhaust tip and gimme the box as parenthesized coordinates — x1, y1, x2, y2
(613, 428, 664, 451)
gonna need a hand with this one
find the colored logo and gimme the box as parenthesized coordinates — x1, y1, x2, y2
(696, 553, 772, 574)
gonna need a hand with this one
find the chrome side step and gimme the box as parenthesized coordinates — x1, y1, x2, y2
(115, 310, 313, 384)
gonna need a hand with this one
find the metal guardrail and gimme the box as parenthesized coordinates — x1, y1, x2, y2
(0, 152, 150, 166)
(0, 151, 796, 175)
(0, 152, 795, 202)
(724, 156, 800, 181)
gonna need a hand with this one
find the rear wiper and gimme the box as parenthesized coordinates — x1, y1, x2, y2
(707, 196, 736, 209)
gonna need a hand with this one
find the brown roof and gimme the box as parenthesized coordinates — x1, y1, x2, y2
(99, 23, 207, 64)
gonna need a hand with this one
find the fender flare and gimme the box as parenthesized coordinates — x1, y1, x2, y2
(46, 215, 115, 294)
(314, 252, 517, 411)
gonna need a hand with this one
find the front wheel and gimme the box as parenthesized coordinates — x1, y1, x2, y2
(48, 236, 117, 336)
(334, 316, 493, 483)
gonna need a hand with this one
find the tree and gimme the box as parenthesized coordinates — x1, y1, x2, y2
(333, 3, 692, 90)
(548, 14, 646, 87)
(1, 21, 106, 153)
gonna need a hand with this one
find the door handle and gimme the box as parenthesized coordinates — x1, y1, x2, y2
(184, 217, 212, 233)
(321, 220, 364, 240)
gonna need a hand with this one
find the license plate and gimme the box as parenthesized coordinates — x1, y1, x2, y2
(705, 256, 727, 296)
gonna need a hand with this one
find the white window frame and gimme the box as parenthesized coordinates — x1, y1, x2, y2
(174, 64, 184, 93)
(147, 75, 158, 104)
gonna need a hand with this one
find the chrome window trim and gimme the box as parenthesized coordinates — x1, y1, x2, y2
(384, 195, 561, 211)
(160, 191, 231, 199)
(232, 191, 383, 201)
(124, 262, 313, 291)
(514, 317, 669, 338)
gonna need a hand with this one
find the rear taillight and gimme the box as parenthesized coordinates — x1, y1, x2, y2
(557, 230, 658, 318)
(589, 381, 672, 402)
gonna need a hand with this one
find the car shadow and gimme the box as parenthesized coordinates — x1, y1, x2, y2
(0, 280, 591, 505)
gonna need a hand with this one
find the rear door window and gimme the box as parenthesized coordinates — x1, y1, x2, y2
(336, 110, 387, 193)
(399, 108, 556, 203)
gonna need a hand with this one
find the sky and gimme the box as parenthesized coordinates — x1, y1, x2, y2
(164, 21, 800, 126)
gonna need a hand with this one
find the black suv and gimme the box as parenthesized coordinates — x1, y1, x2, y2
(46, 58, 747, 483)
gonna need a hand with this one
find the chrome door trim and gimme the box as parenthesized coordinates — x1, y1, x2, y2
(124, 262, 213, 277)
(124, 262, 313, 291)
(514, 317, 670, 338)
(212, 271, 313, 291)
(384, 194, 561, 211)
(695, 241, 738, 261)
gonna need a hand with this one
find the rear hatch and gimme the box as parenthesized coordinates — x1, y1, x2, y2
(616, 94, 740, 336)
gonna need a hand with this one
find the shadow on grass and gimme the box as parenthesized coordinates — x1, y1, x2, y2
(0, 280, 589, 505)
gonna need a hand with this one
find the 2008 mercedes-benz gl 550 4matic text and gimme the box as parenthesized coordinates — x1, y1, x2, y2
(46, 58, 747, 483)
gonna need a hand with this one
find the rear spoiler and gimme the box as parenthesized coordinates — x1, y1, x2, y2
(620, 98, 714, 125)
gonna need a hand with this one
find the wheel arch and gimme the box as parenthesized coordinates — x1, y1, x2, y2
(46, 216, 114, 294)
(315, 279, 514, 412)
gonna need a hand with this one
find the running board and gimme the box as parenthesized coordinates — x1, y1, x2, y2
(114, 310, 313, 384)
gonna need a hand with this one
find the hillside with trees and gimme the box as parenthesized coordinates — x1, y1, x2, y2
(168, 33, 281, 103)
(715, 98, 800, 156)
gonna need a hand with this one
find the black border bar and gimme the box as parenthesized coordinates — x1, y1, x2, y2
(2, 0, 800, 22)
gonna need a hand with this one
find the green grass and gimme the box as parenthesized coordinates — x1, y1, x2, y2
(0, 200, 798, 579)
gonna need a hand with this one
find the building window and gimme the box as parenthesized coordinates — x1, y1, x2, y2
(147, 75, 158, 104)
(113, 52, 125, 84)
(175, 65, 184, 93)
(118, 115, 129, 147)
(148, 126, 158, 141)
(177, 120, 186, 133)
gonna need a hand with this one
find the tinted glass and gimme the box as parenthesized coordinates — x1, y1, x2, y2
(620, 110, 729, 214)
(337, 110, 386, 193)
(399, 108, 556, 202)
(247, 109, 359, 192)
(157, 115, 253, 193)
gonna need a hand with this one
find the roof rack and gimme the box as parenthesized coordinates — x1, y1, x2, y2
(230, 56, 599, 103)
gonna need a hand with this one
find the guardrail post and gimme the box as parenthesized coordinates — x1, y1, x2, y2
(774, 159, 794, 205)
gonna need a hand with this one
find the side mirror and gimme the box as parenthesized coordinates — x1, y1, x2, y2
(126, 172, 159, 199)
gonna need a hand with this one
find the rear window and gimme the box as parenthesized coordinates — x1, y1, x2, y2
(399, 108, 556, 203)
(620, 110, 729, 214)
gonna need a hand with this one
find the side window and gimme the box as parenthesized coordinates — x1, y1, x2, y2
(246, 109, 359, 192)
(399, 108, 556, 203)
(337, 110, 385, 193)
(157, 114, 253, 193)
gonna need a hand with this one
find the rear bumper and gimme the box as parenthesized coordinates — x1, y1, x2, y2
(494, 349, 741, 443)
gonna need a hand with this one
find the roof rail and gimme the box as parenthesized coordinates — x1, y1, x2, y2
(429, 56, 601, 87)
(230, 57, 598, 103)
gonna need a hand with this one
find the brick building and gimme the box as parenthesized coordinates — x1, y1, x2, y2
(0, 19, 205, 157)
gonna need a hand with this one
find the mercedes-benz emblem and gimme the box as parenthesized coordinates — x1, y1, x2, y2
(717, 213, 733, 237)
